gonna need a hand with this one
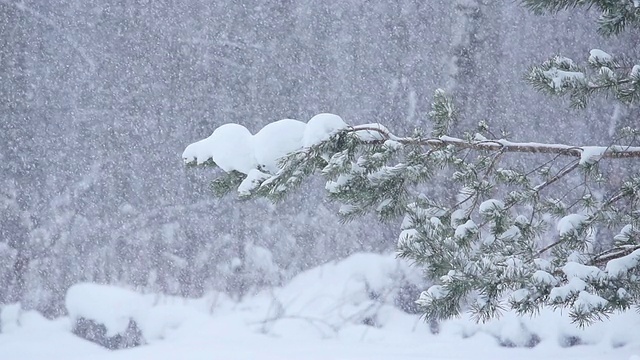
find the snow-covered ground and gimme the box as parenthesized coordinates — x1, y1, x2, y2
(1, 253, 639, 360)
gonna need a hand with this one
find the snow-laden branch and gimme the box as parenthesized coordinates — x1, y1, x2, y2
(185, 108, 640, 326)
(350, 124, 640, 161)
(183, 117, 640, 177)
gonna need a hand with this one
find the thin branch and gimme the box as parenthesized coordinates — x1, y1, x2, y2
(591, 244, 640, 266)
(535, 190, 631, 258)
(532, 161, 580, 193)
(535, 239, 563, 258)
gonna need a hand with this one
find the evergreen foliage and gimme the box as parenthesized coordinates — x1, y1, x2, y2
(188, 0, 640, 326)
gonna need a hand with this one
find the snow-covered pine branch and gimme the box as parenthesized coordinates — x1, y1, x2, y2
(183, 88, 640, 326)
(527, 50, 640, 108)
(523, 2, 640, 109)
(184, 2, 640, 326)
(523, 0, 640, 36)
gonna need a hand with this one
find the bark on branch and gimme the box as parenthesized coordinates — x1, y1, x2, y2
(351, 125, 640, 159)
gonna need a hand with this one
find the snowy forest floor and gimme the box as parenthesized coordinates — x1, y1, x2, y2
(1, 253, 639, 360)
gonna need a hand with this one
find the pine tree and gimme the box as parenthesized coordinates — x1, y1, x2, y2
(185, 1, 640, 326)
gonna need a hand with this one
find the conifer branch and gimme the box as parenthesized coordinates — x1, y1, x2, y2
(350, 125, 640, 159)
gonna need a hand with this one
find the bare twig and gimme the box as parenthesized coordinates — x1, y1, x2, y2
(533, 161, 581, 193)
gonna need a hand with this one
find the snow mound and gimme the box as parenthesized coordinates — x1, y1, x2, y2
(303, 113, 348, 148)
(255, 253, 424, 337)
(66, 283, 149, 337)
(0, 303, 23, 333)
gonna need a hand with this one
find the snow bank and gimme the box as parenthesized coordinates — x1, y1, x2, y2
(65, 283, 233, 344)
(4, 254, 640, 359)
(66, 283, 149, 337)
(0, 303, 23, 333)
(250, 252, 424, 339)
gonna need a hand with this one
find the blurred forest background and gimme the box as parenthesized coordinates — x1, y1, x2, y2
(0, 0, 638, 316)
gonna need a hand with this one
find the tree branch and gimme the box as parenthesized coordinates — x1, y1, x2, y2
(591, 244, 640, 266)
(350, 125, 640, 159)
(532, 160, 580, 193)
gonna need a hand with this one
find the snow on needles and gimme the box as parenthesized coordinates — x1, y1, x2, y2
(182, 114, 347, 176)
(557, 214, 589, 237)
(542, 67, 585, 90)
(588, 49, 613, 65)
(580, 146, 606, 165)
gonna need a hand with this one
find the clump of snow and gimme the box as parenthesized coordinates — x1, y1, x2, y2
(384, 139, 402, 150)
(588, 49, 613, 65)
(66, 283, 149, 336)
(479, 199, 505, 216)
(573, 291, 607, 313)
(237, 169, 270, 196)
(182, 123, 256, 174)
(450, 208, 467, 227)
(325, 174, 354, 194)
(422, 285, 448, 301)
(454, 219, 477, 239)
(253, 119, 306, 173)
(302, 113, 348, 148)
(557, 214, 588, 237)
(397, 228, 418, 248)
(185, 114, 351, 176)
(534, 258, 552, 271)
(510, 289, 530, 303)
(549, 278, 587, 302)
(606, 249, 640, 277)
(499, 225, 521, 241)
(614, 224, 635, 243)
(532, 270, 557, 285)
(562, 262, 604, 281)
(542, 67, 585, 89)
(580, 146, 606, 165)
